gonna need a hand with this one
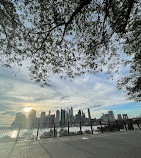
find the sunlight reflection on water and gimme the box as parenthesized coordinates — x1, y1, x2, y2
(9, 130, 18, 138)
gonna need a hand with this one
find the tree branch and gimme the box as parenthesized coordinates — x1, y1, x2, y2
(122, 0, 135, 32)
(66, 0, 92, 26)
(103, 0, 113, 24)
(36, 0, 92, 46)
(59, 0, 92, 44)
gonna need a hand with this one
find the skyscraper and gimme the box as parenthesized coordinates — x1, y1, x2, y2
(55, 110, 60, 126)
(65, 111, 69, 123)
(28, 109, 37, 128)
(88, 108, 91, 120)
(69, 107, 74, 123)
(122, 114, 128, 119)
(28, 109, 36, 120)
(11, 112, 27, 128)
(41, 112, 45, 118)
(78, 110, 81, 116)
(40, 112, 46, 128)
(48, 110, 51, 117)
(71, 107, 73, 116)
(61, 109, 65, 126)
(82, 111, 85, 119)
(117, 114, 122, 120)
(101, 113, 110, 122)
(69, 109, 71, 116)
(50, 114, 55, 127)
(108, 111, 115, 121)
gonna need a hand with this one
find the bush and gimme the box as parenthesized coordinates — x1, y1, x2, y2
(59, 129, 68, 137)
(40, 129, 57, 139)
(85, 130, 91, 134)
(69, 132, 77, 136)
(76, 131, 83, 135)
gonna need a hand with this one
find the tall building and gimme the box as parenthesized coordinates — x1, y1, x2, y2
(108, 111, 115, 122)
(41, 112, 45, 118)
(122, 114, 128, 119)
(11, 112, 27, 128)
(44, 116, 49, 128)
(75, 110, 83, 123)
(82, 111, 85, 119)
(88, 108, 91, 120)
(28, 109, 36, 119)
(69, 109, 71, 116)
(28, 109, 37, 128)
(78, 110, 81, 116)
(101, 113, 110, 122)
(50, 114, 55, 127)
(40, 112, 46, 128)
(69, 107, 74, 123)
(65, 111, 69, 123)
(55, 110, 60, 126)
(61, 109, 65, 126)
(48, 110, 51, 117)
(71, 107, 73, 116)
(117, 114, 122, 120)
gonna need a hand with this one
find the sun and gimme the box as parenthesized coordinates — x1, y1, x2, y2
(23, 107, 33, 113)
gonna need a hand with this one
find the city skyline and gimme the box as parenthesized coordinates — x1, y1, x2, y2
(11, 107, 139, 126)
(11, 107, 118, 128)
(11, 106, 140, 131)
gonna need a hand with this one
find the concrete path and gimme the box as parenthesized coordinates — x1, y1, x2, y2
(0, 130, 141, 158)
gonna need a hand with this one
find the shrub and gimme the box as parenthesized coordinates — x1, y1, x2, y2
(59, 129, 68, 137)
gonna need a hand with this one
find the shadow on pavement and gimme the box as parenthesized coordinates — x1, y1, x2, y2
(37, 140, 54, 158)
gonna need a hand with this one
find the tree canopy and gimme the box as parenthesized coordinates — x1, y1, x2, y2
(0, 0, 140, 101)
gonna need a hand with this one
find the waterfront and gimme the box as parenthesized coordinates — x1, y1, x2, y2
(0, 126, 99, 140)
(0, 122, 140, 142)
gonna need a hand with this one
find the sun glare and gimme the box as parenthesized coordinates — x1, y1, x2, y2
(23, 107, 33, 113)
(10, 130, 18, 138)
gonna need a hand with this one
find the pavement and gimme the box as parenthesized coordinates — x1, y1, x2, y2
(0, 130, 141, 158)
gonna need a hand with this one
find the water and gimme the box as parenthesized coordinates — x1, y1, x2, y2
(0, 126, 99, 140)
(0, 124, 139, 141)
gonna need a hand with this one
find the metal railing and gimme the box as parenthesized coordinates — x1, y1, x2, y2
(0, 119, 140, 142)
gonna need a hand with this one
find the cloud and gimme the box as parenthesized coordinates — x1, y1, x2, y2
(0, 104, 12, 111)
(0, 79, 13, 96)
(91, 109, 108, 118)
(60, 96, 69, 100)
(89, 105, 102, 109)
(0, 64, 139, 123)
(0, 111, 16, 116)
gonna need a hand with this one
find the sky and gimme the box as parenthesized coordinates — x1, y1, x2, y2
(0, 1, 140, 124)
(0, 62, 141, 123)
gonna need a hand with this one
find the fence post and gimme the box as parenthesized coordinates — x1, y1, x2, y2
(108, 120, 112, 132)
(100, 121, 103, 133)
(123, 120, 127, 130)
(91, 121, 93, 134)
(54, 124, 56, 138)
(115, 120, 120, 131)
(136, 120, 140, 130)
(68, 122, 69, 136)
(80, 122, 82, 135)
(129, 119, 134, 130)
(36, 122, 40, 140)
(104, 124, 107, 132)
(16, 123, 21, 142)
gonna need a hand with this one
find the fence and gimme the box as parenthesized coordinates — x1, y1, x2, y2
(0, 119, 140, 142)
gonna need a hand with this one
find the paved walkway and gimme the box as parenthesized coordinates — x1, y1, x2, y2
(0, 130, 141, 158)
